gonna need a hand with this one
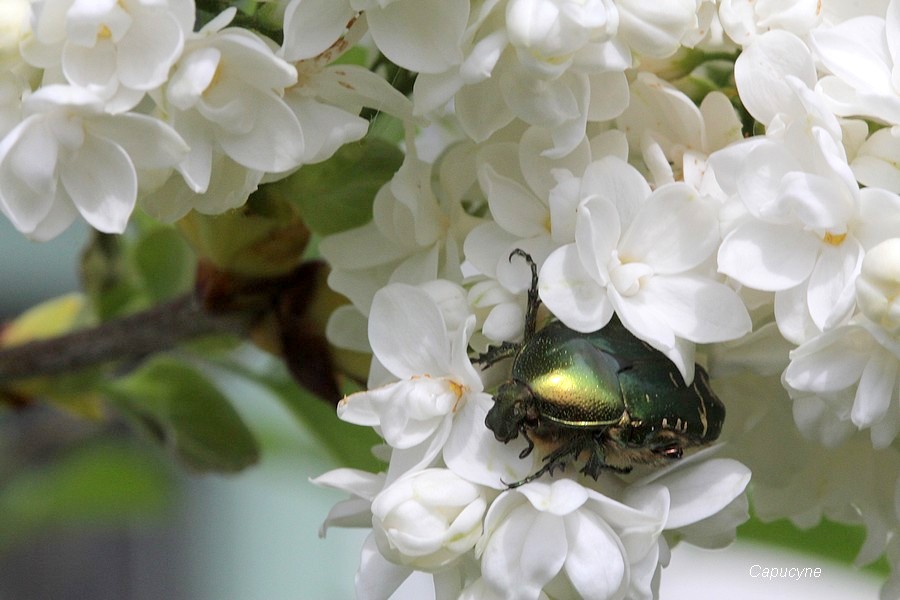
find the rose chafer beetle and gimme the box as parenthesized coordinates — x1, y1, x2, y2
(476, 250, 725, 488)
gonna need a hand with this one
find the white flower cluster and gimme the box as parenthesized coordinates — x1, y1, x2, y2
(313, 1, 900, 599)
(3, 0, 900, 598)
(0, 0, 412, 238)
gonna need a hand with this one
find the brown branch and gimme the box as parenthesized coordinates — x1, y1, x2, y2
(0, 294, 252, 383)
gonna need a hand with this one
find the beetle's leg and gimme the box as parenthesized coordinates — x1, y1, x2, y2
(504, 460, 557, 489)
(509, 249, 540, 342)
(518, 428, 535, 459)
(472, 341, 521, 368)
(581, 444, 631, 478)
(581, 444, 608, 480)
(505, 434, 587, 488)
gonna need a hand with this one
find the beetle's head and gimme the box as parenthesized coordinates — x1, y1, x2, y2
(485, 380, 535, 442)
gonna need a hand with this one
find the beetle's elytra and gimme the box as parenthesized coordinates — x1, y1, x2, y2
(476, 249, 725, 488)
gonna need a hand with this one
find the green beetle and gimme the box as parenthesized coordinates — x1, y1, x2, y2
(477, 250, 725, 488)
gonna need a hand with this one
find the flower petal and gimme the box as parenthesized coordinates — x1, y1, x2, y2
(653, 458, 751, 529)
(564, 511, 627, 600)
(368, 283, 452, 378)
(539, 244, 614, 333)
(60, 133, 136, 233)
(806, 239, 863, 331)
(638, 275, 752, 344)
(215, 91, 305, 173)
(0, 117, 58, 233)
(717, 221, 819, 291)
(784, 325, 871, 393)
(357, 533, 414, 600)
(619, 182, 719, 273)
(851, 347, 898, 429)
(581, 156, 650, 230)
(89, 113, 188, 169)
(367, 0, 467, 73)
(478, 162, 548, 238)
(117, 9, 184, 90)
(444, 393, 535, 489)
(456, 77, 515, 143)
(734, 30, 816, 125)
(281, 0, 355, 61)
(481, 502, 567, 599)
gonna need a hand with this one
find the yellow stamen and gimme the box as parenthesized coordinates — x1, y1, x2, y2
(823, 232, 847, 246)
(449, 380, 465, 412)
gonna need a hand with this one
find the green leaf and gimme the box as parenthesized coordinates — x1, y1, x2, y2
(132, 227, 196, 302)
(206, 352, 383, 472)
(267, 138, 404, 237)
(264, 375, 383, 472)
(80, 231, 144, 319)
(0, 441, 172, 551)
(80, 220, 198, 320)
(105, 357, 260, 473)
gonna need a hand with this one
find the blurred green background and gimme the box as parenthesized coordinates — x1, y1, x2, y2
(0, 218, 367, 600)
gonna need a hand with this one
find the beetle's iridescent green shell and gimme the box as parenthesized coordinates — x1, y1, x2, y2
(511, 321, 626, 426)
(617, 361, 723, 446)
(508, 318, 725, 445)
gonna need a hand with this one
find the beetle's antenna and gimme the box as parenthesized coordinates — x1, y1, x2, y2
(509, 249, 540, 342)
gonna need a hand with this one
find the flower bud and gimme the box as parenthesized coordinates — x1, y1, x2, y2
(371, 469, 487, 571)
(856, 238, 900, 335)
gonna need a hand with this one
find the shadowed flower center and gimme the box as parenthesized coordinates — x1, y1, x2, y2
(608, 252, 653, 297)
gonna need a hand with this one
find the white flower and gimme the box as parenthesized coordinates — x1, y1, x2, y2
(799, 321, 899, 445)
(539, 156, 751, 381)
(614, 72, 743, 187)
(718, 0, 823, 46)
(320, 143, 483, 316)
(856, 238, 900, 334)
(476, 457, 750, 600)
(477, 478, 667, 600)
(371, 468, 489, 571)
(850, 126, 900, 192)
(312, 468, 386, 535)
(466, 277, 524, 349)
(284, 58, 415, 166)
(159, 10, 304, 198)
(22, 0, 194, 112)
(504, 0, 619, 74)
(783, 241, 900, 447)
(282, 0, 468, 73)
(715, 40, 900, 343)
(463, 126, 594, 293)
(712, 119, 866, 342)
(615, 0, 701, 57)
(811, 1, 900, 126)
(312, 468, 422, 600)
(0, 84, 186, 239)
(731, 30, 817, 129)
(413, 0, 631, 157)
(137, 151, 263, 222)
(337, 282, 490, 479)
